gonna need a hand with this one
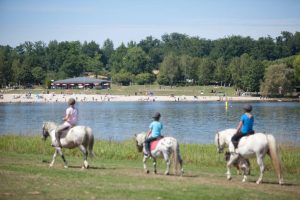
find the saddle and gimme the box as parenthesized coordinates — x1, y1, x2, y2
(234, 130, 255, 148)
(150, 136, 164, 151)
(59, 125, 75, 136)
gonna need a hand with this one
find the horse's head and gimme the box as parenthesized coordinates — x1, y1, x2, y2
(134, 132, 147, 152)
(215, 132, 225, 153)
(42, 122, 56, 141)
(42, 123, 49, 140)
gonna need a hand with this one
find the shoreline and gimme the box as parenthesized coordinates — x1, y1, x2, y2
(0, 93, 298, 103)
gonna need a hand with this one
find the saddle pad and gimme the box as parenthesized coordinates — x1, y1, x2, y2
(150, 139, 161, 150)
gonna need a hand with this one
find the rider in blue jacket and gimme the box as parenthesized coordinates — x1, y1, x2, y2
(231, 104, 255, 150)
(144, 112, 163, 157)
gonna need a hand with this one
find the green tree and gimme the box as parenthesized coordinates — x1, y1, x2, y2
(260, 64, 293, 96)
(82, 41, 100, 58)
(109, 43, 127, 74)
(0, 46, 13, 87)
(252, 36, 277, 60)
(158, 53, 182, 85)
(61, 54, 85, 78)
(293, 55, 300, 84)
(214, 57, 230, 85)
(229, 54, 264, 91)
(18, 56, 34, 85)
(135, 73, 155, 85)
(179, 55, 198, 84)
(85, 53, 104, 78)
(197, 58, 215, 85)
(123, 47, 149, 75)
(138, 36, 163, 72)
(31, 67, 45, 85)
(101, 39, 114, 69)
(112, 71, 134, 86)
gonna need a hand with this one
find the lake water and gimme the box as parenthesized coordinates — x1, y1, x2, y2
(0, 102, 299, 144)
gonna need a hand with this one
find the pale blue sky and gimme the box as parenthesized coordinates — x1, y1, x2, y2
(1, 0, 300, 47)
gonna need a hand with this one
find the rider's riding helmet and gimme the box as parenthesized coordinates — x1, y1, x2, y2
(68, 98, 76, 106)
(152, 112, 161, 120)
(243, 104, 252, 112)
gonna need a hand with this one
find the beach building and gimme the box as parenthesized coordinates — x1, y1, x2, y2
(52, 77, 111, 89)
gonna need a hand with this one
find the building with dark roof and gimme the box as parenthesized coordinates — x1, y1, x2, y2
(52, 77, 111, 89)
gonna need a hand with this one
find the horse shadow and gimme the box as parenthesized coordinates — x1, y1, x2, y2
(247, 179, 299, 186)
(41, 159, 116, 170)
(69, 165, 117, 170)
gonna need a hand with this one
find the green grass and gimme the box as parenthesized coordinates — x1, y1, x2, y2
(3, 84, 237, 96)
(0, 135, 300, 200)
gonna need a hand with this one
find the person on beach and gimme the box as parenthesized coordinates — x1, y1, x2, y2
(231, 104, 255, 151)
(55, 98, 78, 147)
(144, 112, 163, 157)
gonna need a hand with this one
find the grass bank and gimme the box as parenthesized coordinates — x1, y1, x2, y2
(1, 135, 300, 200)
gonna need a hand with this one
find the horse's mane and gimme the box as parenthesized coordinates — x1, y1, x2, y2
(44, 121, 57, 130)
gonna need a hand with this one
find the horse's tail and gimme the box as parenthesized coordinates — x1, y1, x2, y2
(172, 139, 182, 175)
(266, 134, 283, 184)
(86, 127, 94, 158)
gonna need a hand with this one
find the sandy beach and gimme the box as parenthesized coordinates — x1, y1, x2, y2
(0, 93, 268, 103)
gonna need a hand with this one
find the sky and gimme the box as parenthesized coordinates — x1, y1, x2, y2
(0, 0, 300, 47)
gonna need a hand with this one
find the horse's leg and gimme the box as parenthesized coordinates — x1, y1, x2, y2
(242, 168, 248, 182)
(256, 155, 265, 184)
(153, 158, 157, 174)
(79, 145, 89, 169)
(226, 153, 239, 180)
(57, 148, 68, 168)
(49, 148, 58, 168)
(143, 155, 149, 174)
(178, 153, 184, 176)
(163, 152, 170, 175)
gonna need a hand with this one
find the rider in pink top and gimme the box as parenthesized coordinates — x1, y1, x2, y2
(55, 98, 78, 147)
(64, 105, 78, 126)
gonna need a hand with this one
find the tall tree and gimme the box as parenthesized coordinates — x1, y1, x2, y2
(293, 55, 300, 85)
(260, 64, 293, 96)
(214, 57, 230, 85)
(229, 54, 264, 91)
(82, 41, 100, 58)
(109, 43, 127, 74)
(123, 47, 149, 75)
(101, 39, 114, 69)
(158, 53, 182, 85)
(0, 46, 13, 87)
(197, 58, 215, 85)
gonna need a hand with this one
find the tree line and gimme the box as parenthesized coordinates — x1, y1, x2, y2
(0, 31, 300, 96)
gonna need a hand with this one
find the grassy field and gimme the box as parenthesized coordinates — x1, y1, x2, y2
(0, 135, 300, 200)
(3, 84, 237, 96)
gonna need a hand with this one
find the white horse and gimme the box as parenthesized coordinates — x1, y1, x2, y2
(135, 132, 184, 176)
(42, 121, 94, 169)
(214, 128, 283, 184)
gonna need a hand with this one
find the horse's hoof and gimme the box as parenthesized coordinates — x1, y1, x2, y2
(256, 180, 261, 184)
(84, 161, 89, 169)
(227, 177, 232, 181)
(145, 170, 150, 174)
(164, 172, 170, 176)
(64, 165, 68, 169)
(153, 170, 157, 174)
